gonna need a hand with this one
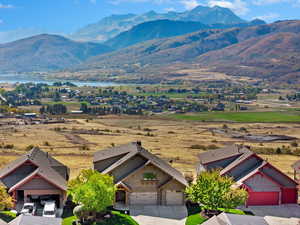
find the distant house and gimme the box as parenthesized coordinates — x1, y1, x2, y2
(202, 212, 300, 225)
(93, 142, 188, 206)
(8, 215, 61, 225)
(197, 145, 298, 206)
(0, 147, 69, 208)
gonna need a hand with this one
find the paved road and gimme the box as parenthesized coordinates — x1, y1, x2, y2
(239, 204, 300, 218)
(130, 205, 187, 225)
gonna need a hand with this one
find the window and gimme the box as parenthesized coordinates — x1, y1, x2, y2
(143, 172, 157, 180)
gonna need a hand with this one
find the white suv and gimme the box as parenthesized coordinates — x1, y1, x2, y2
(42, 201, 57, 218)
(20, 203, 36, 216)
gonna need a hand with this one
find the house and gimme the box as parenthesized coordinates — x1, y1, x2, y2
(93, 142, 188, 206)
(0, 147, 69, 208)
(202, 212, 300, 225)
(197, 145, 298, 206)
(8, 215, 61, 225)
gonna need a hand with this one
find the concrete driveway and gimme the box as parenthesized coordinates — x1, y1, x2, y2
(130, 205, 187, 225)
(239, 204, 300, 218)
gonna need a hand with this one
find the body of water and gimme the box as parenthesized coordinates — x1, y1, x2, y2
(0, 74, 122, 87)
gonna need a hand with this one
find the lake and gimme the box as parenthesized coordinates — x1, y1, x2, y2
(0, 74, 122, 87)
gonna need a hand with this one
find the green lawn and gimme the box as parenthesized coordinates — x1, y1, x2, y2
(63, 211, 139, 225)
(169, 111, 300, 123)
(0, 211, 17, 222)
(185, 206, 248, 225)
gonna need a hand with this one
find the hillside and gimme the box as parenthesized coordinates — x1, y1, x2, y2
(105, 20, 210, 49)
(68, 20, 300, 83)
(105, 19, 266, 50)
(0, 34, 112, 72)
(70, 6, 247, 42)
(197, 31, 300, 82)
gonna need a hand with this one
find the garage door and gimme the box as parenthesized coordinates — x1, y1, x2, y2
(166, 191, 183, 205)
(247, 192, 279, 206)
(130, 192, 157, 205)
(282, 188, 298, 204)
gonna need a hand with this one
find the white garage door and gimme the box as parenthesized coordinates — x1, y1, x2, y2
(166, 190, 183, 205)
(130, 192, 157, 205)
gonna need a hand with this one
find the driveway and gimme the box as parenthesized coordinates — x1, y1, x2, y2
(239, 204, 300, 218)
(130, 205, 187, 225)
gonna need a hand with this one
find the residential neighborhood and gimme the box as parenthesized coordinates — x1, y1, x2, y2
(0, 143, 299, 225)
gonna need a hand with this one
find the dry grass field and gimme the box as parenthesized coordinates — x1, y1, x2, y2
(0, 115, 299, 179)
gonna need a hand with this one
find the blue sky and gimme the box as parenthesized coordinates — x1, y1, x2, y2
(0, 0, 300, 42)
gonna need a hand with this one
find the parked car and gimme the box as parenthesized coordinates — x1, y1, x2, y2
(42, 201, 57, 218)
(20, 203, 36, 216)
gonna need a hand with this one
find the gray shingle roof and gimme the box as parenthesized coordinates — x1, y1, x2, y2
(94, 142, 188, 187)
(291, 160, 300, 172)
(198, 145, 250, 165)
(9, 215, 61, 225)
(203, 212, 269, 225)
(0, 147, 68, 191)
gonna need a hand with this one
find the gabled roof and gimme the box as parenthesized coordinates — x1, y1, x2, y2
(0, 148, 68, 191)
(198, 145, 250, 165)
(199, 145, 297, 188)
(8, 167, 67, 193)
(202, 212, 268, 225)
(93, 142, 188, 187)
(0, 147, 67, 179)
(9, 215, 62, 225)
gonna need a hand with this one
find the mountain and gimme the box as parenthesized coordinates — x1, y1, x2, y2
(70, 20, 300, 83)
(0, 34, 112, 73)
(105, 19, 266, 50)
(70, 6, 248, 42)
(105, 20, 210, 49)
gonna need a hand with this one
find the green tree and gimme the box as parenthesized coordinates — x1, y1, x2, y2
(186, 170, 248, 211)
(68, 169, 116, 215)
(0, 185, 14, 210)
(80, 103, 89, 113)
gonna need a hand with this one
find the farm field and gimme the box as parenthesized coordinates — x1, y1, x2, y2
(0, 115, 299, 179)
(169, 111, 300, 123)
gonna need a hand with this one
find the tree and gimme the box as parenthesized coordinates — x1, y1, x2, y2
(68, 169, 116, 215)
(80, 103, 89, 113)
(185, 170, 248, 211)
(0, 185, 13, 210)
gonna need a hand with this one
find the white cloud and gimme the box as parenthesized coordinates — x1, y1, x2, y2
(253, 12, 280, 21)
(208, 0, 248, 15)
(180, 0, 200, 9)
(253, 0, 288, 5)
(0, 3, 13, 9)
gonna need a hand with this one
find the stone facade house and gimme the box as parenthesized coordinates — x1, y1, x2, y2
(0, 147, 69, 208)
(93, 142, 188, 205)
(197, 145, 298, 206)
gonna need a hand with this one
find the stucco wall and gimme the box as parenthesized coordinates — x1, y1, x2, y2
(123, 164, 171, 192)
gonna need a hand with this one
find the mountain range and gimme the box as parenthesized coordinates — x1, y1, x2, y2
(73, 20, 300, 83)
(0, 34, 112, 72)
(70, 6, 248, 42)
(105, 19, 265, 50)
(0, 6, 300, 84)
